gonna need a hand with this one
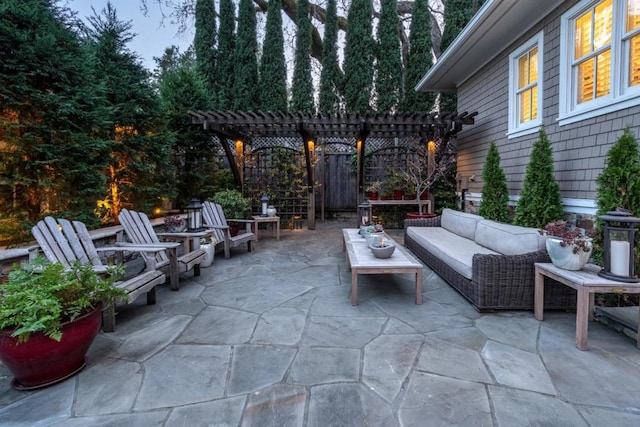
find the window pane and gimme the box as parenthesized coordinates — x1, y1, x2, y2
(594, 0, 613, 49)
(596, 50, 611, 97)
(578, 58, 595, 103)
(575, 10, 593, 58)
(531, 86, 538, 120)
(630, 34, 640, 86)
(628, 0, 640, 31)
(518, 55, 529, 89)
(529, 47, 538, 83)
(519, 89, 532, 122)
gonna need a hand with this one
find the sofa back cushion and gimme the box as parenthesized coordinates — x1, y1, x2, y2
(441, 208, 483, 240)
(474, 220, 545, 255)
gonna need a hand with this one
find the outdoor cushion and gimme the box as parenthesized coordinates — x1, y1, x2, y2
(474, 220, 545, 256)
(440, 208, 483, 240)
(407, 226, 498, 279)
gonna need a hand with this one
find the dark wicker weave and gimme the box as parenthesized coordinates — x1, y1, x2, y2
(404, 217, 576, 311)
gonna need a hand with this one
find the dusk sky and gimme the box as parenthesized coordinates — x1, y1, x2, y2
(64, 0, 194, 71)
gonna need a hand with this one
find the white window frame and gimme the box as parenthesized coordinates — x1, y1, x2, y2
(507, 32, 544, 138)
(559, 0, 640, 126)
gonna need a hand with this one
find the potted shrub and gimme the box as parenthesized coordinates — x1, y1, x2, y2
(541, 220, 593, 270)
(366, 181, 382, 200)
(0, 258, 126, 389)
(211, 189, 252, 236)
(164, 214, 186, 232)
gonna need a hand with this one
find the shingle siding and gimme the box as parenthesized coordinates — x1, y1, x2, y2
(455, 0, 640, 213)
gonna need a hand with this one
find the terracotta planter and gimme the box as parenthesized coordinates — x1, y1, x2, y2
(229, 222, 239, 237)
(368, 191, 379, 200)
(393, 189, 404, 200)
(406, 212, 436, 220)
(0, 305, 102, 390)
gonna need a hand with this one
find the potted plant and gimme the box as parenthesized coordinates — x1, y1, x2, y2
(0, 258, 126, 389)
(211, 189, 252, 236)
(541, 220, 593, 270)
(164, 214, 186, 233)
(402, 146, 437, 218)
(365, 181, 382, 200)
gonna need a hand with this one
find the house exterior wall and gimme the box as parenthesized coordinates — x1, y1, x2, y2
(455, 0, 640, 215)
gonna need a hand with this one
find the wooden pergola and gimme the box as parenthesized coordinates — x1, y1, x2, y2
(189, 110, 477, 229)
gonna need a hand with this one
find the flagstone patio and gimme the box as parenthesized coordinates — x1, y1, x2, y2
(1, 221, 640, 426)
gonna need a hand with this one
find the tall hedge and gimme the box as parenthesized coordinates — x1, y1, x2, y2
(375, 0, 402, 113)
(513, 127, 564, 228)
(343, 0, 374, 113)
(402, 0, 435, 112)
(215, 0, 235, 109)
(291, 0, 314, 113)
(478, 142, 510, 222)
(318, 0, 341, 114)
(232, 0, 259, 110)
(194, 0, 217, 100)
(259, 0, 288, 112)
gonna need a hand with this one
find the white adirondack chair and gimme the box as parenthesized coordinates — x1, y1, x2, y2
(118, 209, 207, 290)
(202, 201, 256, 259)
(31, 217, 166, 332)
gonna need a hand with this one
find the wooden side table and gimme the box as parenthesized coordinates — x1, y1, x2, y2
(251, 216, 280, 241)
(534, 262, 640, 350)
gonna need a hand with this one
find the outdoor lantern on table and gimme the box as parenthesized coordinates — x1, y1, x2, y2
(358, 201, 372, 228)
(185, 198, 204, 232)
(261, 194, 269, 217)
(598, 208, 640, 283)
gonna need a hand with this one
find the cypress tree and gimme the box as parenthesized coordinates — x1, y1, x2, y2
(376, 0, 402, 113)
(343, 0, 374, 113)
(478, 142, 510, 222)
(194, 0, 216, 103)
(318, 0, 341, 114)
(232, 0, 259, 110)
(291, 0, 314, 113)
(216, 0, 235, 109)
(513, 127, 564, 228)
(259, 0, 288, 112)
(402, 0, 435, 112)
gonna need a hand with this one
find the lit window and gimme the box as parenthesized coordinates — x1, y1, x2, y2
(508, 33, 543, 138)
(559, 0, 640, 125)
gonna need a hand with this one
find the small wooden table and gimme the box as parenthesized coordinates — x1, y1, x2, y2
(534, 262, 640, 350)
(252, 216, 280, 241)
(342, 229, 423, 306)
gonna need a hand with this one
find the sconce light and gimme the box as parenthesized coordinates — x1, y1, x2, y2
(235, 140, 243, 158)
(260, 194, 269, 217)
(307, 140, 315, 153)
(598, 208, 640, 282)
(185, 198, 204, 232)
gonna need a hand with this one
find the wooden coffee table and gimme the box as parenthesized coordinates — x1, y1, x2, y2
(342, 229, 423, 305)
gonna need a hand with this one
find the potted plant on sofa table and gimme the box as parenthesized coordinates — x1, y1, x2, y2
(0, 258, 126, 389)
(541, 220, 593, 271)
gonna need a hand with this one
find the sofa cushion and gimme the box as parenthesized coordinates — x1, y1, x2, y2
(474, 220, 545, 256)
(440, 208, 483, 240)
(407, 226, 498, 279)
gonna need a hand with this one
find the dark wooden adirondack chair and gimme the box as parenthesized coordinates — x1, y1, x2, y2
(31, 217, 166, 332)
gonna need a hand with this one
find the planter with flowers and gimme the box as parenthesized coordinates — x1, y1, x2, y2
(164, 214, 186, 233)
(541, 220, 593, 270)
(366, 181, 382, 200)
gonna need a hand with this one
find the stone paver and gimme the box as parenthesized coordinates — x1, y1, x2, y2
(1, 221, 640, 426)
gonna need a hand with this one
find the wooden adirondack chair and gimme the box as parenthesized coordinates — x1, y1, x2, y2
(202, 201, 256, 259)
(118, 209, 206, 291)
(31, 217, 166, 332)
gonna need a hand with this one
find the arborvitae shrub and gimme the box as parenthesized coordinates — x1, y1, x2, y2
(478, 142, 510, 222)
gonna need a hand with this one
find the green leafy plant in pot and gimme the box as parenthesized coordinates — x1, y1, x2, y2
(211, 189, 252, 236)
(0, 258, 126, 389)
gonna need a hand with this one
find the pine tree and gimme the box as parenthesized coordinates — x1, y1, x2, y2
(194, 0, 216, 103)
(513, 127, 564, 228)
(232, 0, 259, 110)
(215, 0, 235, 109)
(291, 0, 314, 113)
(343, 0, 374, 113)
(375, 0, 402, 113)
(402, 0, 435, 112)
(478, 142, 510, 222)
(318, 0, 341, 114)
(259, 0, 288, 112)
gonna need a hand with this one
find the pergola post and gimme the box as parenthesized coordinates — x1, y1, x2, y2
(356, 122, 370, 203)
(298, 123, 316, 230)
(214, 131, 243, 191)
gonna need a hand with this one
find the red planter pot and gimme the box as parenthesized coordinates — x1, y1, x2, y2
(368, 191, 379, 200)
(0, 305, 102, 390)
(393, 189, 404, 200)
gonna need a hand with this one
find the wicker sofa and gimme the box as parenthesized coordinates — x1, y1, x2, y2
(404, 209, 576, 311)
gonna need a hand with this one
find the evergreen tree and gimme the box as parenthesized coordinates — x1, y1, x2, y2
(376, 0, 402, 113)
(343, 0, 374, 113)
(233, 0, 259, 110)
(402, 0, 435, 112)
(259, 0, 288, 112)
(291, 0, 314, 113)
(194, 0, 217, 104)
(478, 142, 510, 222)
(596, 127, 640, 216)
(0, 0, 109, 228)
(216, 0, 236, 109)
(85, 3, 172, 221)
(318, 0, 341, 114)
(513, 127, 564, 228)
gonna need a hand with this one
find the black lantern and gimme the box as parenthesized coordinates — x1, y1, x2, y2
(358, 201, 372, 228)
(598, 208, 640, 283)
(261, 194, 269, 217)
(185, 198, 204, 232)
